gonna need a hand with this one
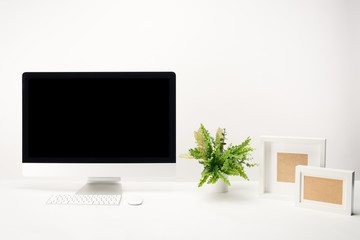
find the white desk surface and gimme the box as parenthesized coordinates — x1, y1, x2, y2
(0, 180, 359, 240)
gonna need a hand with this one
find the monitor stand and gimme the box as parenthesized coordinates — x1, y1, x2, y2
(75, 177, 122, 195)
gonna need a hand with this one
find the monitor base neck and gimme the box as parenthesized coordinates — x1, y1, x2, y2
(87, 177, 121, 183)
(76, 177, 122, 195)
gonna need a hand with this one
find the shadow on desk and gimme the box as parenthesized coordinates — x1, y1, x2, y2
(11, 180, 182, 193)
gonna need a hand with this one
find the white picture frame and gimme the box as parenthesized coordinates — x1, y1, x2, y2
(295, 166, 355, 215)
(259, 136, 326, 199)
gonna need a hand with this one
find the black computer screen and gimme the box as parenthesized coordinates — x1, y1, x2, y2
(23, 72, 176, 163)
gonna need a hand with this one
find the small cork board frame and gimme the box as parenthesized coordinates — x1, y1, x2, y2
(259, 136, 326, 199)
(295, 166, 354, 215)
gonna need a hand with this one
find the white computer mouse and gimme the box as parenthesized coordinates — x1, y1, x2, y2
(127, 195, 143, 205)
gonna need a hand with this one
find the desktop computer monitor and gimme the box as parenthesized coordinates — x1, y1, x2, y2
(22, 72, 176, 193)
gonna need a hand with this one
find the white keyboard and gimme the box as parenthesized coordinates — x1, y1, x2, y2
(46, 194, 122, 205)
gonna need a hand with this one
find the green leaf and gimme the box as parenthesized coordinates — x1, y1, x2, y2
(218, 171, 231, 186)
(181, 125, 257, 187)
(189, 148, 206, 160)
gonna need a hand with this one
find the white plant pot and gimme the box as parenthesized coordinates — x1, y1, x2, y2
(206, 178, 229, 193)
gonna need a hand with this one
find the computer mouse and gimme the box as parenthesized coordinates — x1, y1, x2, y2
(127, 195, 143, 205)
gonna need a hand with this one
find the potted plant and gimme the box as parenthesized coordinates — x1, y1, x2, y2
(180, 124, 257, 192)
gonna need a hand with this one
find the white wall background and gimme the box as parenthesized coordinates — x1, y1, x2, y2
(0, 0, 359, 180)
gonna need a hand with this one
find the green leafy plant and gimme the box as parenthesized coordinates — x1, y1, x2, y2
(180, 124, 257, 187)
